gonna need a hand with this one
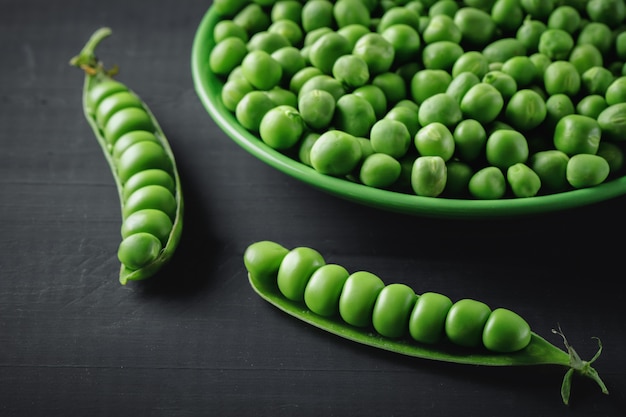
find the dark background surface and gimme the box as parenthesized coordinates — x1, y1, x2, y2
(1, 1, 625, 416)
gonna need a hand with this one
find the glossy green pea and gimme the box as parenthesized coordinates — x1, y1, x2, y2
(576, 94, 608, 119)
(271, 46, 306, 83)
(605, 76, 626, 105)
(423, 13, 461, 44)
(414, 122, 455, 161)
(95, 91, 144, 127)
(339, 271, 385, 328)
(309, 32, 352, 75)
(220, 78, 255, 112)
(371, 73, 406, 108)
(332, 93, 376, 137)
(337, 24, 371, 50)
(581, 66, 614, 97)
(301, 0, 334, 33)
(277, 247, 326, 302)
(259, 105, 304, 150)
(482, 308, 532, 353)
(377, 5, 421, 32)
(309, 130, 363, 176)
(445, 299, 492, 348)
(411, 69, 452, 105)
(372, 284, 417, 338)
(122, 169, 175, 201)
(271, 1, 303, 24)
(122, 185, 177, 221)
(586, 0, 626, 29)
(298, 132, 321, 166)
(384, 105, 420, 139)
(241, 49, 283, 90)
(482, 37, 527, 64)
(117, 140, 173, 184)
(233, 3, 270, 36)
(359, 153, 402, 189)
(419, 93, 462, 128)
(520, 0, 554, 20)
(486, 129, 529, 170)
(422, 41, 464, 72)
(516, 19, 547, 53)
(566, 154, 610, 189)
(71, 28, 182, 284)
(596, 141, 624, 174)
(235, 90, 276, 132)
(597, 103, 626, 141)
(469, 166, 506, 199)
(112, 130, 160, 161)
(352, 32, 396, 75)
(121, 209, 173, 246)
(289, 67, 324, 95)
(446, 72, 480, 104)
(353, 84, 388, 120)
(268, 20, 303, 47)
(501, 56, 537, 88)
(409, 292, 452, 344)
(117, 232, 163, 271)
(298, 89, 336, 131)
(298, 74, 346, 102)
(370, 119, 411, 159)
(544, 93, 575, 128)
(332, 54, 370, 88)
(491, 0, 524, 33)
(244, 240, 290, 287)
(411, 155, 447, 197)
(454, 7, 496, 46)
(505, 89, 547, 131)
(453, 119, 487, 162)
(507, 162, 541, 198)
(266, 87, 297, 108)
(460, 83, 504, 124)
(553, 114, 601, 156)
(452, 51, 490, 79)
(569, 44, 604, 76)
(213, 20, 248, 43)
(333, 0, 371, 28)
(529, 150, 570, 193)
(304, 264, 350, 317)
(482, 71, 517, 101)
(209, 36, 248, 76)
(538, 28, 574, 60)
(103, 107, 154, 145)
(544, 60, 580, 96)
(577, 22, 612, 55)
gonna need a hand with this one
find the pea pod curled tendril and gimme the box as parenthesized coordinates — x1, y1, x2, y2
(244, 241, 608, 405)
(70, 28, 184, 284)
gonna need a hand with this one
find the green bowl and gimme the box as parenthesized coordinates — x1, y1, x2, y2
(191, 6, 626, 219)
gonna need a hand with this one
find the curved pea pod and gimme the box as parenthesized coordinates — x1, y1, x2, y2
(70, 28, 183, 284)
(244, 241, 609, 405)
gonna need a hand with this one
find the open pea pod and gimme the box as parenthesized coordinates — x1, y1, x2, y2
(244, 241, 608, 405)
(70, 28, 184, 284)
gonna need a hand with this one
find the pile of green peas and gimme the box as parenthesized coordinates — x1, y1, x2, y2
(87, 77, 181, 272)
(244, 240, 532, 353)
(210, 0, 626, 199)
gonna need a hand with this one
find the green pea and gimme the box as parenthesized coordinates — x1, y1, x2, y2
(569, 44, 604, 75)
(309, 130, 363, 176)
(121, 209, 173, 246)
(271, 46, 306, 83)
(377, 6, 421, 32)
(543, 60, 580, 96)
(304, 264, 350, 317)
(581, 66, 614, 97)
(414, 122, 455, 161)
(505, 89, 546, 131)
(103, 107, 154, 145)
(298, 132, 321, 166)
(298, 89, 336, 131)
(616, 32, 626, 61)
(271, 1, 303, 23)
(384, 105, 420, 138)
(547, 5, 581, 34)
(372, 284, 417, 338)
(210, 37, 249, 76)
(443, 160, 473, 197)
(241, 49, 283, 90)
(418, 93, 462, 128)
(491, 0, 524, 34)
(566, 154, 610, 188)
(339, 271, 385, 328)
(482, 308, 532, 353)
(586, 0, 626, 29)
(528, 52, 552, 79)
(268, 19, 304, 46)
(235, 90, 276, 132)
(233, 3, 271, 38)
(117, 232, 162, 271)
(95, 91, 143, 128)
(332, 54, 370, 88)
(301, 0, 334, 33)
(516, 19, 547, 53)
(544, 93, 575, 128)
(371, 72, 407, 107)
(605, 76, 626, 105)
(454, 7, 497, 46)
(309, 32, 352, 75)
(353, 84, 388, 120)
(422, 41, 464, 71)
(520, 0, 554, 20)
(469, 166, 506, 199)
(452, 51, 490, 79)
(577, 22, 612, 55)
(411, 69, 452, 104)
(87, 79, 127, 110)
(337, 24, 371, 50)
(529, 150, 570, 193)
(213, 20, 249, 43)
(422, 14, 462, 44)
(117, 141, 172, 184)
(429, 0, 459, 17)
(359, 153, 402, 189)
(333, 94, 376, 137)
(446, 72, 480, 104)
(352, 33, 396, 75)
(213, 0, 248, 18)
(221, 77, 255, 112)
(507, 162, 541, 197)
(482, 70, 517, 100)
(259, 105, 304, 150)
(482, 37, 527, 64)
(298, 74, 346, 102)
(122, 169, 175, 201)
(576, 94, 608, 119)
(370, 118, 411, 159)
(244, 240, 290, 287)
(112, 130, 160, 161)
(538, 28, 574, 60)
(266, 86, 297, 108)
(277, 247, 326, 302)
(445, 299, 492, 348)
(460, 83, 504, 125)
(596, 141, 624, 174)
(553, 114, 601, 156)
(408, 292, 453, 344)
(501, 56, 537, 88)
(453, 119, 487, 162)
(486, 129, 529, 170)
(411, 155, 447, 197)
(289, 66, 324, 95)
(597, 103, 626, 141)
(123, 185, 177, 220)
(334, 0, 371, 28)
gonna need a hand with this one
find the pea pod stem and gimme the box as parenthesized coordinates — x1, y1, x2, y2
(70, 28, 184, 284)
(248, 273, 608, 404)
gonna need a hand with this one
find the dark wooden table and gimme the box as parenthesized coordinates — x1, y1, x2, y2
(1, 1, 625, 415)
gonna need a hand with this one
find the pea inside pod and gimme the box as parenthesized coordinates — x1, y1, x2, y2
(71, 27, 183, 284)
(244, 241, 608, 405)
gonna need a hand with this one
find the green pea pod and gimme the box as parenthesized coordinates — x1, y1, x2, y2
(70, 28, 183, 285)
(244, 241, 608, 405)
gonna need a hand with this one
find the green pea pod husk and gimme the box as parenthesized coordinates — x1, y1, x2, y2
(245, 243, 608, 405)
(70, 28, 184, 284)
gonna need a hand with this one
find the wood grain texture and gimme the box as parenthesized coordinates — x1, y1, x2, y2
(0, 1, 624, 416)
